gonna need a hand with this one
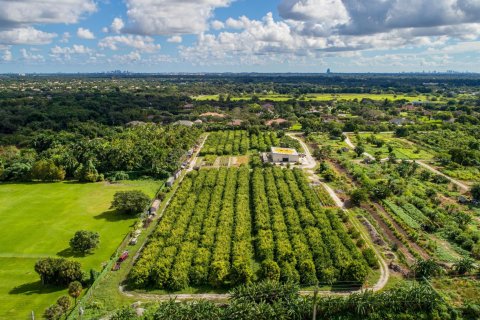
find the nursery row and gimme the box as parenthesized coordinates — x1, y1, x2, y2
(200, 130, 280, 155)
(128, 167, 371, 290)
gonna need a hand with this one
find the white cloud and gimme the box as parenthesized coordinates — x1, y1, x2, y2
(226, 17, 250, 29)
(278, 0, 480, 38)
(110, 51, 142, 64)
(433, 41, 480, 53)
(167, 35, 182, 43)
(77, 28, 95, 39)
(60, 32, 71, 43)
(211, 20, 225, 30)
(110, 18, 125, 34)
(0, 0, 96, 25)
(0, 27, 56, 45)
(1, 49, 12, 61)
(51, 45, 93, 55)
(20, 48, 44, 62)
(50, 44, 95, 62)
(99, 35, 161, 52)
(124, 0, 233, 35)
(0, 0, 95, 45)
(178, 0, 480, 66)
(279, 0, 348, 21)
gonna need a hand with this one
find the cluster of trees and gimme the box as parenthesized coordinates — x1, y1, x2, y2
(130, 167, 370, 291)
(410, 128, 480, 166)
(343, 154, 480, 258)
(130, 170, 218, 289)
(201, 130, 250, 155)
(109, 281, 453, 320)
(252, 167, 371, 286)
(69, 230, 100, 254)
(0, 85, 192, 136)
(130, 168, 256, 290)
(34, 257, 83, 285)
(200, 130, 280, 156)
(43, 296, 71, 320)
(43, 281, 83, 319)
(110, 190, 150, 215)
(0, 124, 200, 182)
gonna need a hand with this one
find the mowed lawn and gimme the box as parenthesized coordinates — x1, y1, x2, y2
(0, 180, 160, 320)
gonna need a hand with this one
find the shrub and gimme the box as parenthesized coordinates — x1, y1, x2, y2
(362, 248, 378, 269)
(31, 159, 65, 181)
(260, 260, 281, 282)
(44, 304, 64, 320)
(34, 258, 82, 286)
(350, 188, 368, 206)
(110, 190, 150, 214)
(343, 261, 368, 283)
(69, 230, 100, 254)
(56, 296, 71, 313)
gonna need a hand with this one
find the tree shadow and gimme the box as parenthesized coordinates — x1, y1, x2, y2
(9, 280, 64, 295)
(63, 180, 91, 185)
(94, 209, 135, 222)
(56, 247, 88, 258)
(331, 282, 362, 292)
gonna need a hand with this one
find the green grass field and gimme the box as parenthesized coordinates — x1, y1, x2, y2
(0, 180, 160, 320)
(350, 133, 436, 160)
(194, 93, 432, 102)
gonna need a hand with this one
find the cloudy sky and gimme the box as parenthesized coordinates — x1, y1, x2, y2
(0, 0, 479, 73)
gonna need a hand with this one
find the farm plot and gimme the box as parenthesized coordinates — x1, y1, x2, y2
(351, 133, 435, 160)
(408, 130, 480, 183)
(128, 167, 371, 291)
(200, 130, 279, 155)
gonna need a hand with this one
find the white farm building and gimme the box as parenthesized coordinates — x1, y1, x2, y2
(270, 147, 300, 163)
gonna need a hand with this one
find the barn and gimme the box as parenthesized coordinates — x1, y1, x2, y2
(270, 147, 299, 163)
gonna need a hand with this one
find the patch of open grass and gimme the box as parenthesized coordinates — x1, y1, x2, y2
(351, 133, 436, 160)
(432, 277, 480, 307)
(0, 180, 160, 319)
(193, 93, 433, 102)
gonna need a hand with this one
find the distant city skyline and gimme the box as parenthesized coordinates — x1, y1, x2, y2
(1, 0, 480, 73)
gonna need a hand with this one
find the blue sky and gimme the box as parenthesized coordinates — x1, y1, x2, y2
(0, 0, 479, 73)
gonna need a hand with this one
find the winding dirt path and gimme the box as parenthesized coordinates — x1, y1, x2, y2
(318, 182, 389, 291)
(286, 132, 316, 169)
(416, 161, 469, 192)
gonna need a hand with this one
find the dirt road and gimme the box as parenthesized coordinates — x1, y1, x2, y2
(286, 132, 316, 169)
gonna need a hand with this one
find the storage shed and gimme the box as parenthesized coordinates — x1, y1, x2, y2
(270, 147, 299, 163)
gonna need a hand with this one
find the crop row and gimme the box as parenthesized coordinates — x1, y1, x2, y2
(314, 185, 337, 207)
(253, 167, 370, 285)
(200, 130, 279, 155)
(129, 167, 370, 290)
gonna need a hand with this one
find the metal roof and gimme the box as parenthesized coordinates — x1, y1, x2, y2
(271, 147, 298, 155)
